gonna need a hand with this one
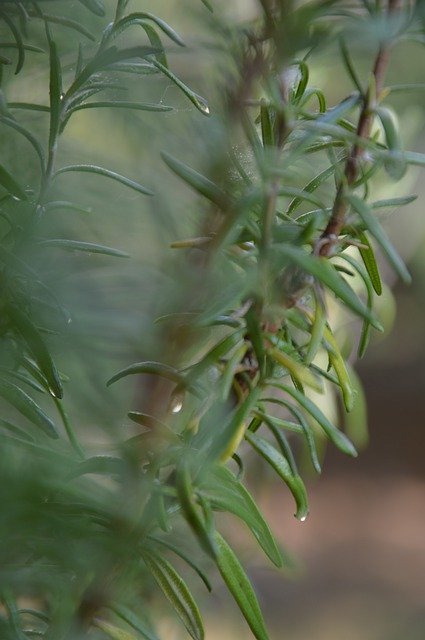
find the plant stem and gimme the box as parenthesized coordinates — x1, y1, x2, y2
(316, 0, 402, 257)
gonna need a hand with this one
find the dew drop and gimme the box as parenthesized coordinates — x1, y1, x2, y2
(300, 515, 307, 522)
(171, 400, 183, 414)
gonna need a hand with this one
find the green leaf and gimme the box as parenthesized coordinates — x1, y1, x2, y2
(268, 347, 322, 392)
(375, 106, 406, 180)
(54, 164, 153, 196)
(147, 536, 212, 591)
(176, 460, 217, 558)
(0, 378, 58, 439)
(149, 58, 210, 115)
(276, 245, 382, 329)
(95, 620, 138, 640)
(110, 605, 159, 640)
(161, 152, 226, 206)
(293, 60, 309, 102)
(40, 13, 96, 41)
(272, 383, 357, 457)
(200, 465, 283, 567)
(200, 0, 214, 10)
(356, 230, 382, 295)
(287, 164, 335, 216)
(107, 13, 185, 48)
(107, 361, 193, 391)
(0, 9, 25, 74)
(70, 456, 125, 478)
(214, 532, 269, 640)
(260, 104, 274, 147)
(0, 163, 27, 200)
(143, 553, 204, 640)
(70, 101, 173, 113)
(0, 115, 45, 175)
(372, 195, 417, 209)
(78, 0, 105, 16)
(47, 35, 63, 148)
(339, 38, 363, 94)
(38, 239, 129, 258)
(6, 305, 63, 399)
(347, 193, 411, 284)
(245, 431, 308, 520)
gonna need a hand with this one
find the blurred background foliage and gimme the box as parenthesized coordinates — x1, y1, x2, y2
(0, 0, 424, 639)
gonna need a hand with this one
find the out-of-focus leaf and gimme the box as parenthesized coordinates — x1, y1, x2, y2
(38, 239, 129, 258)
(161, 152, 226, 205)
(78, 0, 105, 16)
(344, 364, 369, 449)
(107, 361, 192, 390)
(0, 163, 27, 200)
(214, 532, 269, 640)
(245, 431, 308, 520)
(107, 13, 185, 48)
(260, 104, 274, 147)
(372, 195, 417, 209)
(0, 9, 25, 73)
(322, 323, 354, 412)
(6, 305, 62, 399)
(200, 465, 283, 567)
(176, 460, 217, 558)
(55, 164, 153, 196)
(143, 553, 204, 640)
(287, 164, 335, 216)
(0, 378, 58, 439)
(95, 619, 137, 640)
(111, 605, 159, 640)
(0, 115, 45, 174)
(347, 193, 411, 284)
(40, 13, 96, 40)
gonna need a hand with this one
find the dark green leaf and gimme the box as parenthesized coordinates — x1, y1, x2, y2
(0, 162, 27, 200)
(107, 361, 192, 390)
(176, 460, 217, 558)
(147, 536, 212, 591)
(357, 230, 382, 295)
(0, 378, 58, 439)
(245, 431, 308, 520)
(111, 605, 159, 640)
(214, 532, 269, 640)
(200, 465, 282, 567)
(143, 553, 204, 640)
(6, 305, 62, 399)
(272, 383, 357, 457)
(276, 244, 382, 329)
(347, 193, 411, 284)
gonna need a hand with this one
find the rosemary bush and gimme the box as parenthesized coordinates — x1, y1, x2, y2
(0, 1, 424, 638)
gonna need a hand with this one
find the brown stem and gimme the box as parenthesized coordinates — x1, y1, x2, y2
(317, 0, 402, 257)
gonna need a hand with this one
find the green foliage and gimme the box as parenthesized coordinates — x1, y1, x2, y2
(0, 1, 424, 639)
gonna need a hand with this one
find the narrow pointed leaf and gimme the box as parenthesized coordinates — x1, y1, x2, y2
(6, 305, 62, 399)
(161, 152, 226, 205)
(200, 465, 282, 567)
(147, 536, 212, 591)
(149, 58, 210, 115)
(111, 604, 159, 640)
(0, 378, 58, 438)
(176, 461, 217, 558)
(38, 239, 129, 258)
(357, 230, 382, 295)
(78, 0, 105, 16)
(71, 101, 173, 113)
(245, 431, 308, 520)
(0, 163, 27, 200)
(107, 361, 191, 390)
(143, 553, 204, 640)
(273, 383, 357, 457)
(214, 532, 269, 640)
(55, 165, 153, 196)
(276, 244, 382, 329)
(348, 193, 411, 284)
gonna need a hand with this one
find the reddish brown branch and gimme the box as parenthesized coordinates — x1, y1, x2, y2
(316, 0, 402, 257)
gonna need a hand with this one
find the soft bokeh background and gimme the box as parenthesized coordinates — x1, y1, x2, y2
(1, 1, 424, 638)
